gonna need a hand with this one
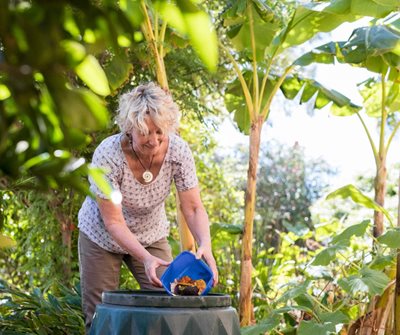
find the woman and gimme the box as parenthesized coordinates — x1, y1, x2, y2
(77, 82, 218, 333)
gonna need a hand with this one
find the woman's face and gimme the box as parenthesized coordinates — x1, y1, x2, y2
(130, 117, 166, 157)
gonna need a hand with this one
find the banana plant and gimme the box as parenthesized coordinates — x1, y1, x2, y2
(296, 13, 400, 238)
(295, 14, 400, 334)
(221, 0, 398, 326)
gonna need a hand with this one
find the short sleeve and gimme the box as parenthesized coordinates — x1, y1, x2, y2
(89, 136, 123, 199)
(173, 139, 198, 192)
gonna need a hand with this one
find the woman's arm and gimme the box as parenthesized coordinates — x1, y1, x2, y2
(97, 197, 170, 287)
(178, 187, 219, 286)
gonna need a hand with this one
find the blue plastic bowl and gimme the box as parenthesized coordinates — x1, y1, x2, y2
(161, 251, 213, 296)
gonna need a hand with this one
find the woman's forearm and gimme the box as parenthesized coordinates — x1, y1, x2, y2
(184, 206, 212, 248)
(106, 222, 151, 262)
(178, 188, 212, 249)
(100, 203, 170, 288)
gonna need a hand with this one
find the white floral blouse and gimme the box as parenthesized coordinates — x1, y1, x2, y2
(78, 133, 198, 254)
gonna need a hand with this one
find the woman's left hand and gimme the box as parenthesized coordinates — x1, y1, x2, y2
(196, 245, 218, 287)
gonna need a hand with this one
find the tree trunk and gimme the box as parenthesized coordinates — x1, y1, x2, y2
(60, 218, 74, 282)
(239, 117, 263, 326)
(50, 193, 74, 285)
(373, 158, 387, 237)
(395, 168, 400, 335)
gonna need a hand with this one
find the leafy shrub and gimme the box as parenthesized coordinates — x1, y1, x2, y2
(0, 280, 84, 335)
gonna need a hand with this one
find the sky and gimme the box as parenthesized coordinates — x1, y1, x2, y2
(215, 20, 399, 189)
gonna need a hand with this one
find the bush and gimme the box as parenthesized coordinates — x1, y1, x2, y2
(0, 280, 84, 335)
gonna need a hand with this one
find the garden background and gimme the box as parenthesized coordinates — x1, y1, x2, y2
(1, 0, 400, 334)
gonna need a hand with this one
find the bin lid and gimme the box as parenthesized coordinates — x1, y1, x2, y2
(101, 290, 232, 308)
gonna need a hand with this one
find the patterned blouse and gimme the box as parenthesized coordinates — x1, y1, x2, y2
(78, 133, 198, 254)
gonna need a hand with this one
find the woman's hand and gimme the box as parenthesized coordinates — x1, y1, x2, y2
(196, 245, 218, 287)
(143, 254, 171, 287)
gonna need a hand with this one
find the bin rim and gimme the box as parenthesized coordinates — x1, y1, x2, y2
(101, 290, 232, 308)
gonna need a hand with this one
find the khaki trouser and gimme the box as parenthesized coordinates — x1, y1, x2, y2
(78, 232, 173, 334)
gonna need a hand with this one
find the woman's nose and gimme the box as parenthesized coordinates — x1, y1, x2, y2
(148, 133, 158, 145)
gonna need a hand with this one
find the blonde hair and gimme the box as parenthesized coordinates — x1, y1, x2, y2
(116, 82, 180, 135)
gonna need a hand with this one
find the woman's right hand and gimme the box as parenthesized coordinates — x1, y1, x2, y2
(143, 254, 171, 287)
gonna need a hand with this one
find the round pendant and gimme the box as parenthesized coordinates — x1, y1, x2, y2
(142, 170, 153, 183)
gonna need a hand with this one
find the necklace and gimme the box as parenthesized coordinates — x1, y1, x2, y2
(128, 136, 154, 183)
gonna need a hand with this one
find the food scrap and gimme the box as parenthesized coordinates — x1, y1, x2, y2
(170, 275, 206, 296)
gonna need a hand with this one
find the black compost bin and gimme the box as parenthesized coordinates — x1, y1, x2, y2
(89, 290, 240, 335)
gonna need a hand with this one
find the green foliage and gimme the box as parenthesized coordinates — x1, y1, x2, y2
(2, 1, 400, 333)
(221, 0, 371, 135)
(0, 233, 16, 248)
(297, 319, 337, 335)
(296, 18, 400, 76)
(338, 267, 390, 296)
(154, 0, 219, 72)
(223, 0, 282, 61)
(241, 313, 280, 335)
(0, 189, 82, 289)
(312, 220, 370, 266)
(378, 228, 400, 248)
(281, 0, 396, 50)
(326, 184, 393, 224)
(243, 219, 393, 333)
(0, 0, 218, 193)
(0, 0, 122, 191)
(295, 16, 400, 122)
(359, 78, 400, 116)
(243, 163, 400, 334)
(0, 279, 84, 335)
(280, 74, 362, 116)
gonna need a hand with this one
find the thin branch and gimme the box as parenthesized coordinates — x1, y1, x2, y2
(248, 3, 259, 115)
(158, 20, 168, 84)
(260, 65, 294, 121)
(385, 121, 400, 156)
(140, 0, 168, 89)
(309, 294, 332, 314)
(159, 20, 167, 59)
(259, 62, 273, 110)
(220, 44, 254, 119)
(356, 112, 379, 168)
(154, 11, 159, 42)
(379, 71, 387, 157)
